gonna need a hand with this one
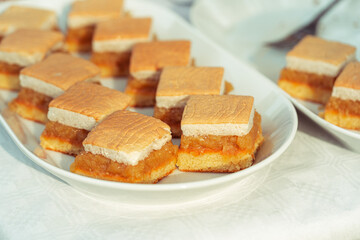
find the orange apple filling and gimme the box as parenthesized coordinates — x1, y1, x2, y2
(40, 121, 89, 155)
(278, 68, 336, 104)
(324, 97, 360, 130)
(70, 141, 178, 183)
(0, 61, 23, 90)
(153, 106, 184, 137)
(65, 26, 94, 52)
(325, 97, 360, 115)
(124, 76, 158, 107)
(0, 61, 23, 74)
(91, 51, 131, 77)
(9, 87, 52, 123)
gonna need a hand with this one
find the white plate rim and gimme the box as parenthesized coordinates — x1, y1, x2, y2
(0, 0, 298, 192)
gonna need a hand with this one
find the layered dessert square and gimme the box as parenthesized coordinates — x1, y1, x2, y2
(0, 29, 63, 90)
(66, 0, 123, 52)
(71, 110, 178, 183)
(177, 95, 263, 173)
(40, 82, 131, 155)
(9, 53, 100, 123)
(278, 36, 356, 104)
(154, 66, 224, 137)
(0, 5, 58, 41)
(91, 17, 152, 77)
(125, 40, 191, 107)
(324, 62, 360, 130)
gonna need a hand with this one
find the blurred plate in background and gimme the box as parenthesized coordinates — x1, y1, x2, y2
(190, 0, 360, 152)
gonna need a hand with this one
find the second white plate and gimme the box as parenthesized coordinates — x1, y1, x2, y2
(190, 0, 360, 152)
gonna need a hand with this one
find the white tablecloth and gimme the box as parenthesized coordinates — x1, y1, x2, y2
(1, 1, 360, 239)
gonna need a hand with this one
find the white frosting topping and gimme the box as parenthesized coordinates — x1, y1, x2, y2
(48, 107, 96, 131)
(332, 86, 360, 102)
(84, 133, 171, 166)
(20, 75, 64, 98)
(93, 36, 150, 53)
(131, 70, 160, 80)
(182, 106, 255, 137)
(156, 76, 225, 109)
(131, 57, 192, 80)
(0, 51, 43, 67)
(68, 15, 112, 29)
(286, 53, 356, 77)
(20, 74, 100, 98)
(0, 41, 63, 67)
(156, 95, 190, 109)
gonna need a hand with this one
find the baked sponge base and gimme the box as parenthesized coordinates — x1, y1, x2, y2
(324, 109, 360, 130)
(40, 136, 84, 156)
(278, 78, 331, 104)
(177, 135, 263, 173)
(177, 152, 254, 173)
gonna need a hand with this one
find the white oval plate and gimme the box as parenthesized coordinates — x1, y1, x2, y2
(0, 0, 297, 205)
(190, 0, 360, 153)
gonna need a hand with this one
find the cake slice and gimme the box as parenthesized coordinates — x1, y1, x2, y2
(324, 62, 360, 130)
(125, 40, 191, 107)
(71, 110, 178, 183)
(0, 5, 58, 41)
(9, 53, 100, 123)
(40, 82, 131, 155)
(154, 66, 224, 137)
(91, 17, 152, 77)
(278, 36, 356, 104)
(0, 29, 63, 90)
(66, 0, 123, 52)
(177, 95, 263, 173)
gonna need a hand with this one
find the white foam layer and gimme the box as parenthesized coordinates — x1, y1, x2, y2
(48, 107, 96, 131)
(0, 51, 43, 67)
(131, 70, 160, 80)
(332, 86, 360, 102)
(156, 95, 189, 109)
(93, 37, 150, 53)
(20, 75, 63, 97)
(182, 106, 255, 137)
(131, 57, 192, 80)
(0, 41, 63, 67)
(156, 77, 225, 109)
(20, 74, 100, 98)
(84, 133, 171, 166)
(68, 16, 111, 29)
(286, 53, 356, 77)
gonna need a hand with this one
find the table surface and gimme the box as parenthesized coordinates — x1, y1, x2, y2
(1, 1, 360, 240)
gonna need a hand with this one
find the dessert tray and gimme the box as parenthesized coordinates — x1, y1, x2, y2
(0, 0, 297, 205)
(190, 0, 360, 153)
